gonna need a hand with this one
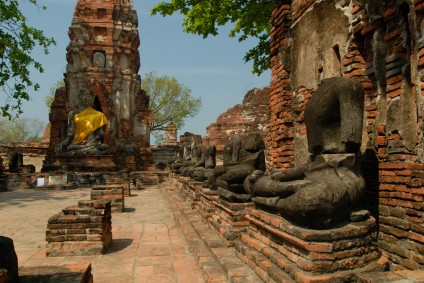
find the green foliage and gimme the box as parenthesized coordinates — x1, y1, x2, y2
(44, 79, 65, 110)
(0, 0, 56, 118)
(142, 71, 202, 142)
(151, 0, 279, 75)
(0, 117, 46, 143)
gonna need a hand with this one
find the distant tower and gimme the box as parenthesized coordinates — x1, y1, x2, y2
(43, 0, 151, 171)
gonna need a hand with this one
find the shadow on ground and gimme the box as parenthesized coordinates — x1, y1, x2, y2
(104, 239, 133, 254)
(0, 189, 89, 208)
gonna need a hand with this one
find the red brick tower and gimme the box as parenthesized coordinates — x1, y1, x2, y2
(43, 0, 151, 172)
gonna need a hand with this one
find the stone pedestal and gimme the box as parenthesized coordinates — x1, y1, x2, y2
(91, 185, 125, 213)
(210, 199, 255, 247)
(46, 200, 112, 256)
(235, 209, 386, 283)
(194, 188, 219, 224)
(43, 155, 117, 172)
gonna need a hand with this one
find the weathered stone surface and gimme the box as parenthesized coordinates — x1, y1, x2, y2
(204, 88, 269, 153)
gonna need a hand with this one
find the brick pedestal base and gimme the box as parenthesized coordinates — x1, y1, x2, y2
(174, 176, 190, 200)
(236, 209, 386, 283)
(105, 177, 131, 196)
(210, 199, 255, 247)
(91, 185, 125, 212)
(194, 188, 219, 223)
(42, 155, 117, 172)
(186, 181, 203, 209)
(46, 200, 112, 256)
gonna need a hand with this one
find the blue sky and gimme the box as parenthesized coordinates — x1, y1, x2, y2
(20, 0, 270, 143)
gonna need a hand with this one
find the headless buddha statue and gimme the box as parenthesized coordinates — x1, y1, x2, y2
(244, 77, 366, 229)
(57, 88, 109, 155)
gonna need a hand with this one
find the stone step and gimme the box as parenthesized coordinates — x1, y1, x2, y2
(165, 186, 262, 283)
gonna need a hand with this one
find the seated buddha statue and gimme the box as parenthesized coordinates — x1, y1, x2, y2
(57, 88, 109, 155)
(244, 77, 366, 229)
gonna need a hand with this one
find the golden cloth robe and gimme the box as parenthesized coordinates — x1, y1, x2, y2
(72, 107, 108, 144)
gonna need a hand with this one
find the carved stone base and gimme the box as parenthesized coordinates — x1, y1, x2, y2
(210, 199, 255, 247)
(194, 188, 219, 224)
(235, 209, 387, 283)
(42, 155, 117, 172)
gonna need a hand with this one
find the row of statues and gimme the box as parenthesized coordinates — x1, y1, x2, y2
(170, 77, 367, 229)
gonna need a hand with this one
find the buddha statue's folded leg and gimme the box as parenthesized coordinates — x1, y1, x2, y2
(205, 165, 226, 189)
(247, 174, 313, 211)
(277, 182, 350, 228)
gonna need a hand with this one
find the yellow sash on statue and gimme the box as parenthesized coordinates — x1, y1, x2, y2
(72, 107, 108, 144)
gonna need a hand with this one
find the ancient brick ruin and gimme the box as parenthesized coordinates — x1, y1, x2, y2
(267, 0, 424, 273)
(46, 200, 112, 257)
(43, 0, 151, 172)
(204, 87, 270, 153)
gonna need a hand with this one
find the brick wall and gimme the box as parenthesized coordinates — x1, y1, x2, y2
(204, 88, 270, 153)
(269, 0, 424, 270)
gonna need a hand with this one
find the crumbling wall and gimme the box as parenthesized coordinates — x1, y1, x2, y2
(270, 0, 424, 270)
(204, 87, 270, 153)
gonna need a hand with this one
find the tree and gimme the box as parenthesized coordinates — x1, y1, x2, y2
(142, 71, 202, 143)
(0, 0, 56, 118)
(0, 117, 46, 143)
(44, 79, 64, 110)
(151, 0, 279, 75)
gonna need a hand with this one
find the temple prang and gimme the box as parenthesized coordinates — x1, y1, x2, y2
(43, 0, 151, 172)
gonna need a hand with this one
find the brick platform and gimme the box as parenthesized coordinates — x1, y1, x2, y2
(46, 200, 112, 256)
(186, 181, 203, 209)
(19, 262, 93, 283)
(173, 175, 191, 201)
(90, 184, 125, 213)
(210, 199, 255, 247)
(236, 209, 387, 282)
(105, 177, 131, 196)
(194, 188, 219, 224)
(166, 180, 262, 282)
